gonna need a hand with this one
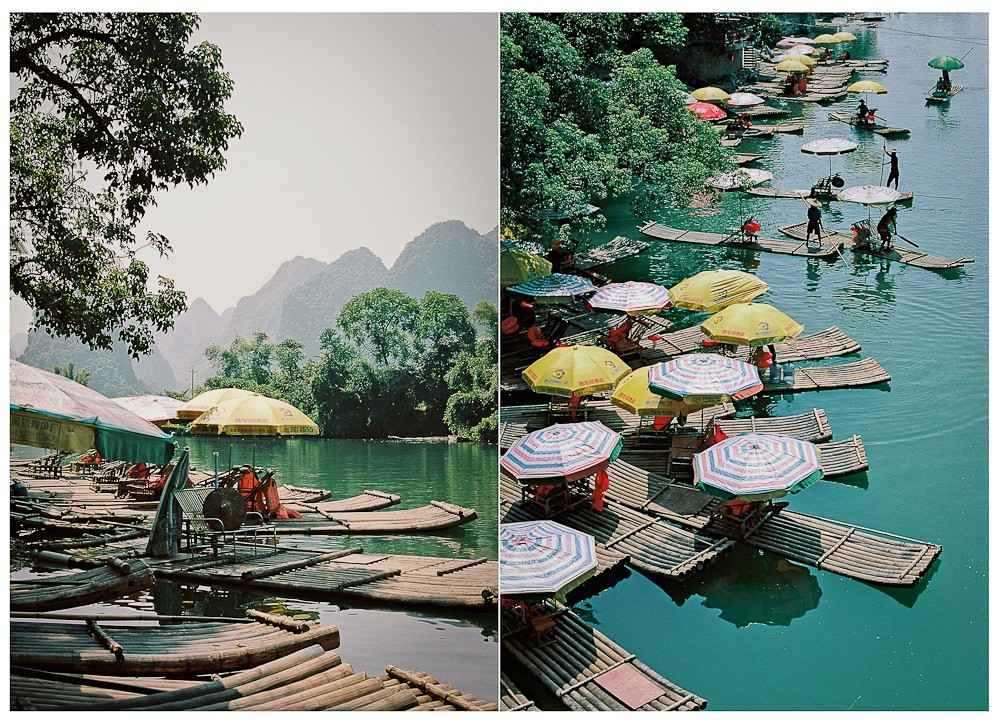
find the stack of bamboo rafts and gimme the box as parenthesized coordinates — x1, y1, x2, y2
(10, 643, 497, 711)
(10, 557, 155, 611)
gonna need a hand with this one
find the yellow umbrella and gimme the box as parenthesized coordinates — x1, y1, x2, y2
(774, 59, 809, 73)
(501, 248, 552, 288)
(668, 270, 769, 313)
(522, 345, 629, 399)
(846, 80, 888, 94)
(780, 53, 816, 67)
(831, 32, 857, 42)
(813, 34, 840, 44)
(691, 86, 731, 102)
(700, 303, 804, 347)
(178, 388, 255, 420)
(188, 393, 319, 436)
(610, 367, 690, 417)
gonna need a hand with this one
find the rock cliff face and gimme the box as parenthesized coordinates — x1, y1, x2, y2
(18, 331, 151, 398)
(24, 220, 499, 384)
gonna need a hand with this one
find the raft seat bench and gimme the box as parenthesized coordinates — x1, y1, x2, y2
(173, 487, 276, 558)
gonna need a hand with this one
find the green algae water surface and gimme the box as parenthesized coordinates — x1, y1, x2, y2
(551, 12, 987, 711)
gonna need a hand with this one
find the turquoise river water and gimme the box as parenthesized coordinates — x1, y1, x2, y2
(506, 12, 988, 712)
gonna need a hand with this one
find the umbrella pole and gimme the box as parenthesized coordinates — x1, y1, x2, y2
(879, 142, 886, 186)
(228, 443, 233, 472)
(213, 452, 219, 489)
(252, 441, 256, 471)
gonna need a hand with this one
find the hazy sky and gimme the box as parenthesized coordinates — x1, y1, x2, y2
(11, 13, 498, 334)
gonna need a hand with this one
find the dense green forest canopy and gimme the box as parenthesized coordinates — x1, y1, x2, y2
(501, 12, 740, 245)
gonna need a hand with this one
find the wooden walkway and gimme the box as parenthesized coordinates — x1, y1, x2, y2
(11, 645, 497, 711)
(761, 358, 891, 394)
(638, 221, 845, 258)
(569, 236, 650, 271)
(504, 605, 706, 711)
(500, 477, 735, 581)
(36, 539, 498, 613)
(501, 672, 539, 711)
(779, 222, 974, 270)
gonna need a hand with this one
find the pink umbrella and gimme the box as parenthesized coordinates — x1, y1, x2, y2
(777, 36, 815, 47)
(688, 102, 727, 121)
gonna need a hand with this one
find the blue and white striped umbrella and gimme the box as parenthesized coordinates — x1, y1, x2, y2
(501, 238, 545, 255)
(648, 353, 763, 406)
(500, 422, 622, 485)
(507, 273, 597, 305)
(588, 281, 672, 315)
(500, 520, 598, 600)
(694, 433, 823, 501)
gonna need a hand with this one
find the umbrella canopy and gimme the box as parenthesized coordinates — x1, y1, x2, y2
(778, 36, 815, 47)
(500, 422, 622, 484)
(111, 395, 187, 425)
(928, 55, 965, 70)
(610, 367, 690, 417)
(812, 34, 840, 45)
(788, 44, 819, 56)
(801, 137, 858, 156)
(669, 270, 769, 313)
(694, 433, 823, 501)
(507, 273, 597, 305)
(706, 168, 773, 190)
(774, 59, 809, 73)
(501, 238, 545, 255)
(687, 101, 727, 120)
(648, 353, 763, 406)
(831, 32, 858, 42)
(838, 185, 904, 205)
(777, 53, 816, 67)
(678, 90, 697, 105)
(691, 86, 731, 102)
(588, 281, 671, 316)
(522, 345, 629, 398)
(188, 394, 319, 436)
(846, 80, 888, 94)
(725, 92, 766, 108)
(501, 248, 553, 288)
(10, 359, 174, 463)
(500, 520, 598, 601)
(700, 302, 805, 347)
(178, 388, 256, 420)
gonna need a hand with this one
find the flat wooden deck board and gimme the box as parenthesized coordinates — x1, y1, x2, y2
(503, 606, 706, 712)
(780, 222, 973, 269)
(638, 221, 845, 258)
(761, 358, 891, 394)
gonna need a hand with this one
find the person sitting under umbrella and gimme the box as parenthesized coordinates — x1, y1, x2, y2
(940, 69, 952, 91)
(727, 112, 752, 138)
(857, 98, 870, 125)
(876, 207, 898, 252)
(839, 50, 851, 61)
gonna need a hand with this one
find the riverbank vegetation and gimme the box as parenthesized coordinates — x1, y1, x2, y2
(199, 289, 498, 442)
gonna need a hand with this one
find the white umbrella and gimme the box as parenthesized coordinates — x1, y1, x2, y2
(801, 137, 858, 177)
(725, 92, 766, 108)
(707, 168, 773, 191)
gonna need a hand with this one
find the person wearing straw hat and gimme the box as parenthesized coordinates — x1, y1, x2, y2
(883, 147, 900, 189)
(805, 198, 824, 246)
(857, 98, 869, 125)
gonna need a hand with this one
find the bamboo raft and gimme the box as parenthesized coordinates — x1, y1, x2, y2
(570, 236, 651, 271)
(503, 605, 706, 711)
(639, 325, 861, 365)
(741, 105, 790, 119)
(499, 399, 736, 435)
(746, 187, 915, 203)
(501, 672, 539, 711)
(778, 222, 974, 270)
(731, 152, 762, 165)
(761, 357, 891, 394)
(500, 476, 736, 581)
(10, 558, 155, 612)
(828, 111, 911, 136)
(926, 84, 964, 102)
(286, 489, 400, 514)
(11, 645, 497, 711)
(638, 220, 845, 258)
(262, 501, 477, 535)
(10, 611, 341, 676)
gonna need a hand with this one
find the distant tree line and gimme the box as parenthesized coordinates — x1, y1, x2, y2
(199, 288, 498, 443)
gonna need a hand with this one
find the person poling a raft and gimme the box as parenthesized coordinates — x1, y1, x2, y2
(876, 207, 898, 252)
(882, 146, 900, 189)
(805, 198, 824, 246)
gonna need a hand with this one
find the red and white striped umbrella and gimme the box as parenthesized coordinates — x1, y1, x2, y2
(648, 353, 762, 406)
(588, 281, 671, 315)
(500, 422, 622, 485)
(688, 101, 727, 121)
(694, 433, 823, 501)
(500, 520, 597, 600)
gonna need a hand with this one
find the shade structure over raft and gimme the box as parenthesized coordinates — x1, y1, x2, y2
(111, 394, 187, 424)
(9, 359, 175, 464)
(648, 353, 763, 406)
(610, 367, 691, 417)
(694, 432, 823, 501)
(588, 281, 672, 315)
(700, 302, 805, 346)
(501, 248, 553, 287)
(187, 394, 319, 436)
(500, 422, 622, 485)
(500, 520, 598, 601)
(507, 273, 597, 305)
(177, 387, 255, 420)
(669, 270, 769, 313)
(522, 345, 629, 398)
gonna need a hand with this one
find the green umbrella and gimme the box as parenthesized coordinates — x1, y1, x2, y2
(928, 56, 965, 70)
